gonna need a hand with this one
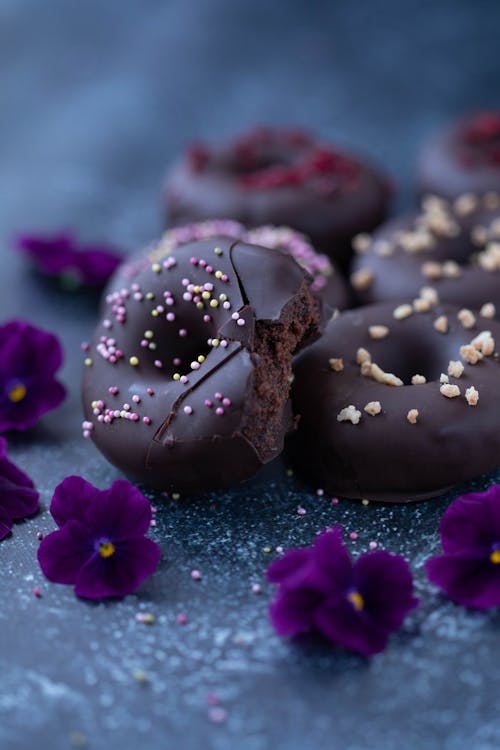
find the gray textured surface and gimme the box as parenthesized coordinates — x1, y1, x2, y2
(1, 1, 500, 748)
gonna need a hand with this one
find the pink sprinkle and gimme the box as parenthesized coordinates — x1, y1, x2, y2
(220, 340, 228, 348)
(215, 407, 224, 416)
(221, 274, 228, 282)
(184, 405, 193, 415)
(204, 399, 212, 408)
(369, 541, 378, 550)
(231, 312, 239, 320)
(123, 403, 131, 411)
(179, 329, 188, 337)
(143, 416, 152, 425)
(81, 341, 89, 351)
(140, 340, 148, 347)
(132, 395, 141, 403)
(205, 265, 213, 274)
(103, 319, 112, 329)
(154, 360, 163, 368)
(206, 692, 220, 706)
(199, 259, 207, 268)
(36, 532, 44, 541)
(330, 497, 339, 505)
(237, 319, 245, 326)
(166, 312, 175, 322)
(147, 388, 154, 396)
(214, 392, 222, 401)
(33, 587, 42, 598)
(251, 583, 262, 594)
(190, 257, 198, 265)
(150, 519, 156, 527)
(177, 613, 187, 624)
(173, 358, 181, 366)
(276, 546, 284, 554)
(108, 386, 119, 395)
(180, 375, 188, 384)
(208, 707, 227, 724)
(203, 315, 211, 323)
(191, 569, 201, 581)
(349, 531, 359, 541)
(297, 507, 306, 516)
(222, 398, 231, 407)
(316, 488, 324, 496)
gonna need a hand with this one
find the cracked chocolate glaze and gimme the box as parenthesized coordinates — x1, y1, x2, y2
(164, 127, 391, 271)
(288, 302, 500, 503)
(82, 237, 320, 493)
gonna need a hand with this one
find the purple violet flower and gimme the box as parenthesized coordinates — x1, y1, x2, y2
(15, 231, 122, 287)
(426, 485, 500, 609)
(267, 526, 418, 656)
(0, 320, 66, 433)
(0, 437, 39, 539)
(37, 476, 161, 599)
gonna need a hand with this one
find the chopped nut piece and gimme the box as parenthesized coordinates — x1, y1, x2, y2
(420, 287, 439, 304)
(411, 374, 427, 384)
(393, 304, 413, 320)
(480, 302, 496, 319)
(439, 373, 449, 384)
(465, 386, 479, 406)
(364, 401, 382, 416)
(470, 330, 495, 356)
(369, 325, 389, 340)
(413, 297, 431, 313)
(442, 260, 462, 278)
(421, 261, 442, 279)
(337, 405, 362, 424)
(471, 224, 488, 247)
(362, 361, 403, 387)
(407, 409, 419, 424)
(457, 308, 476, 329)
(351, 268, 374, 291)
(352, 233, 371, 253)
(422, 195, 450, 213)
(328, 357, 344, 372)
(460, 344, 483, 364)
(398, 230, 434, 253)
(477, 242, 500, 271)
(453, 193, 478, 216)
(434, 315, 449, 334)
(356, 347, 371, 365)
(440, 383, 461, 398)
(447, 360, 464, 378)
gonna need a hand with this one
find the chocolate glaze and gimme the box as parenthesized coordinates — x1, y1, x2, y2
(164, 127, 391, 271)
(351, 193, 500, 312)
(418, 112, 500, 200)
(82, 237, 320, 493)
(288, 302, 500, 503)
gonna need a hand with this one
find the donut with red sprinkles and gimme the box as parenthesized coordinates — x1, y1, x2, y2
(164, 127, 391, 271)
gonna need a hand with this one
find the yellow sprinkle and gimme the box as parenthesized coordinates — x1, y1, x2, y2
(286, 469, 294, 477)
(215, 270, 223, 279)
(197, 355, 205, 363)
(190, 362, 198, 370)
(151, 263, 161, 273)
(172, 492, 180, 501)
(99, 541, 115, 558)
(133, 669, 148, 684)
(347, 591, 365, 611)
(361, 498, 370, 506)
(151, 310, 159, 317)
(210, 299, 219, 308)
(148, 342, 156, 350)
(173, 373, 180, 381)
(144, 330, 154, 339)
(84, 358, 93, 366)
(196, 302, 204, 310)
(146, 292, 155, 300)
(211, 339, 220, 347)
(91, 401, 98, 409)
(263, 546, 272, 553)
(129, 356, 139, 366)
(491, 550, 500, 564)
(202, 291, 211, 300)
(219, 293, 227, 302)
(214, 247, 223, 256)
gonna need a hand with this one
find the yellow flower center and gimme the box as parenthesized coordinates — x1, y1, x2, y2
(347, 590, 365, 612)
(99, 541, 116, 558)
(490, 549, 500, 564)
(8, 383, 27, 403)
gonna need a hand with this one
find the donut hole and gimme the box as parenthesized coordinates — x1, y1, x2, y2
(147, 310, 217, 379)
(368, 332, 461, 384)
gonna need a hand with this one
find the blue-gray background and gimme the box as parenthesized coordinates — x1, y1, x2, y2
(0, 1, 499, 749)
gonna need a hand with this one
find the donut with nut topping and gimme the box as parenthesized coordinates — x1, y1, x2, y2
(288, 301, 500, 503)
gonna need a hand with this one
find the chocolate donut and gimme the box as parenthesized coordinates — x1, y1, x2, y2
(418, 112, 500, 200)
(164, 127, 391, 271)
(289, 302, 500, 503)
(82, 237, 320, 494)
(350, 193, 500, 314)
(153, 219, 350, 315)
